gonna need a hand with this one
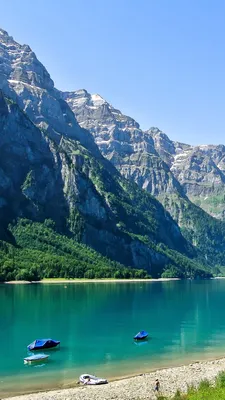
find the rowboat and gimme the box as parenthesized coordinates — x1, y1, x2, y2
(24, 354, 49, 364)
(79, 374, 108, 385)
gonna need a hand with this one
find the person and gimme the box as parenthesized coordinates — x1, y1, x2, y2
(154, 379, 160, 393)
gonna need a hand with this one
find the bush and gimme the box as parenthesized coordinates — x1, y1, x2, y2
(198, 378, 211, 390)
(216, 371, 225, 388)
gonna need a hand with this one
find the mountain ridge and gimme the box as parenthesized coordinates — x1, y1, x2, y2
(0, 27, 207, 280)
(63, 88, 225, 221)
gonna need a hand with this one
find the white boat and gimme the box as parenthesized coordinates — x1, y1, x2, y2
(79, 374, 108, 385)
(24, 354, 49, 364)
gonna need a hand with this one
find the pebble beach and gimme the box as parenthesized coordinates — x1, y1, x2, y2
(5, 357, 225, 400)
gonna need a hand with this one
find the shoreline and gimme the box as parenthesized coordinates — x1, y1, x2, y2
(4, 278, 181, 284)
(4, 277, 225, 285)
(4, 356, 225, 400)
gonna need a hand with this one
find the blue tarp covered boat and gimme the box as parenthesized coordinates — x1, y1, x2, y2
(134, 330, 149, 340)
(27, 339, 60, 351)
(24, 354, 49, 363)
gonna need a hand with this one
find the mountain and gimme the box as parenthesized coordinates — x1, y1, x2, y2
(62, 90, 225, 221)
(150, 129, 225, 220)
(0, 28, 205, 280)
(0, 29, 97, 155)
(62, 90, 182, 198)
(62, 89, 225, 266)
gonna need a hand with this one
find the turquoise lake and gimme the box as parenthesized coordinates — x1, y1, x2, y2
(1, 280, 225, 397)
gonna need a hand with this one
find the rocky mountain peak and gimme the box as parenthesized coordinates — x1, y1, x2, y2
(0, 28, 99, 155)
(62, 89, 140, 129)
(91, 93, 106, 106)
(63, 90, 184, 196)
(148, 127, 172, 145)
(147, 127, 162, 135)
(63, 89, 107, 110)
(147, 127, 176, 165)
(0, 28, 54, 91)
(0, 28, 9, 37)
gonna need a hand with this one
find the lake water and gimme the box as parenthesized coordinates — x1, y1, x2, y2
(1, 280, 225, 397)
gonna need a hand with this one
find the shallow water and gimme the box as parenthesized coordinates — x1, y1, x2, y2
(1, 280, 225, 397)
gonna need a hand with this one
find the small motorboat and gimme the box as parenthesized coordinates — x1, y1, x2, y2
(79, 374, 108, 385)
(27, 339, 60, 351)
(134, 330, 149, 340)
(24, 354, 49, 364)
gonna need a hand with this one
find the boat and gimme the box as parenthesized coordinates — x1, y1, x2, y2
(27, 339, 60, 351)
(24, 354, 49, 364)
(134, 330, 148, 340)
(79, 374, 108, 385)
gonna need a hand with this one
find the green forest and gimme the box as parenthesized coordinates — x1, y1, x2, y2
(0, 219, 150, 282)
(0, 218, 214, 282)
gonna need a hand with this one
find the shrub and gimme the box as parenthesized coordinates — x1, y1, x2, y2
(198, 378, 211, 390)
(216, 371, 225, 388)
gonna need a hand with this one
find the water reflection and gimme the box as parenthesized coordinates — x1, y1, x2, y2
(133, 340, 149, 347)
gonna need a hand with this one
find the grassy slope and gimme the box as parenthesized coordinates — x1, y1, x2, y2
(189, 192, 225, 220)
(157, 371, 225, 399)
(160, 193, 225, 267)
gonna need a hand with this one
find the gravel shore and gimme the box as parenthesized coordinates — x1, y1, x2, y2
(5, 357, 225, 400)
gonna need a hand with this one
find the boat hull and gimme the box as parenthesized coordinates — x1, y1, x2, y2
(134, 335, 148, 340)
(24, 354, 49, 364)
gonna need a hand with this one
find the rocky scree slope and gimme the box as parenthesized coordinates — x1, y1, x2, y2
(0, 28, 203, 278)
(63, 90, 225, 266)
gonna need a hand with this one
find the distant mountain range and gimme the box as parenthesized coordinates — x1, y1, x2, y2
(63, 89, 225, 221)
(0, 28, 225, 280)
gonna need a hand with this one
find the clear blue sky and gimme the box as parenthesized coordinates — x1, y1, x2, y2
(1, 0, 225, 145)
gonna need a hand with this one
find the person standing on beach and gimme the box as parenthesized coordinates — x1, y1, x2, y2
(154, 379, 160, 394)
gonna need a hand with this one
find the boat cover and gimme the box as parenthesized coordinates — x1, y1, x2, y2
(27, 339, 60, 350)
(134, 330, 148, 340)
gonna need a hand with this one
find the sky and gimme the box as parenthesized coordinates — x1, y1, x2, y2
(1, 0, 225, 145)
